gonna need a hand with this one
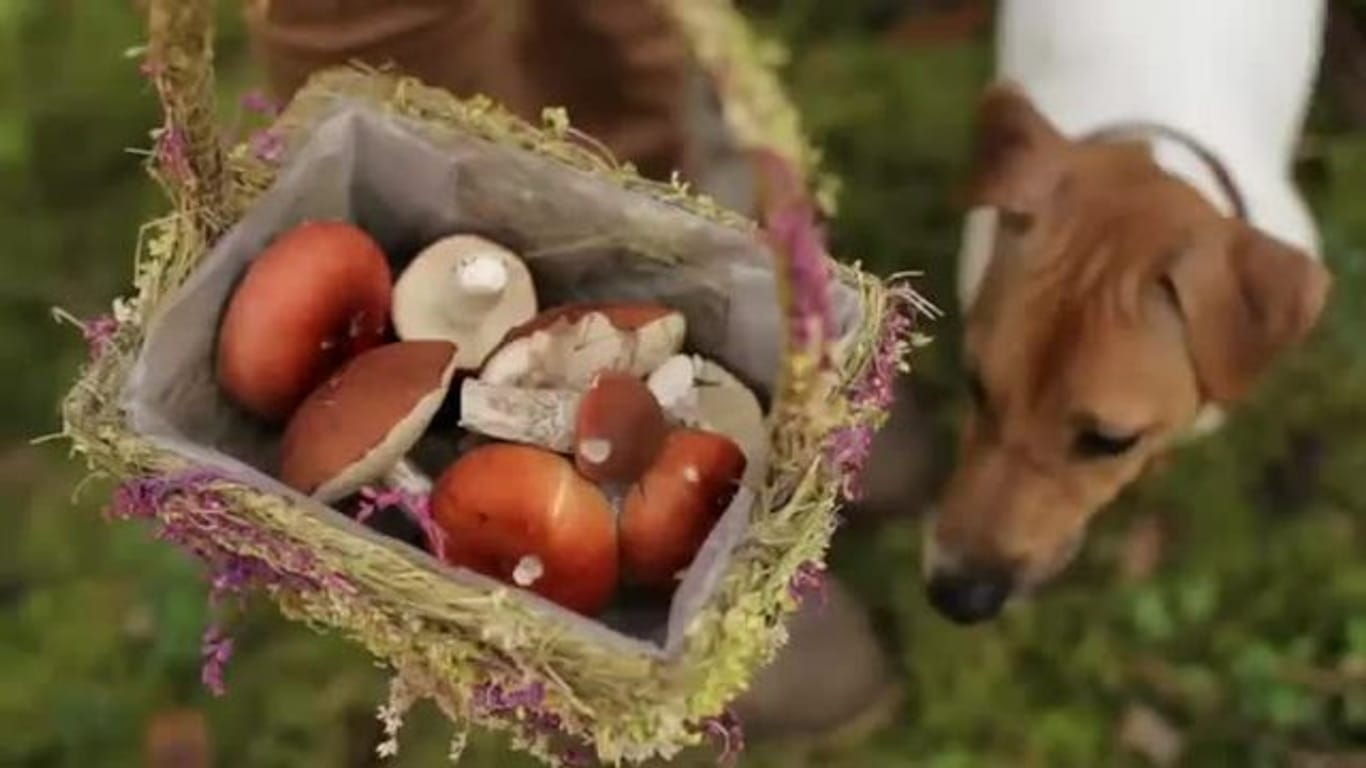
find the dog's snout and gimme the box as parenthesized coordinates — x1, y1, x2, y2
(926, 569, 1011, 625)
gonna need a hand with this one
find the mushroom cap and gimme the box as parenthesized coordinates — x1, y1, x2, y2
(479, 302, 686, 388)
(217, 220, 392, 422)
(432, 443, 619, 615)
(647, 354, 769, 488)
(279, 340, 459, 503)
(692, 358, 769, 489)
(574, 372, 667, 484)
(391, 234, 537, 370)
(620, 428, 746, 588)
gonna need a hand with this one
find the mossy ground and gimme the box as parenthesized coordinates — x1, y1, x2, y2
(3, 2, 1365, 766)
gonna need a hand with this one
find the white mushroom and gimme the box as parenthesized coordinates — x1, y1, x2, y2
(392, 234, 538, 371)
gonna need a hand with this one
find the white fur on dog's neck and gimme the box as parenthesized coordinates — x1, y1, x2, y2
(958, 0, 1328, 438)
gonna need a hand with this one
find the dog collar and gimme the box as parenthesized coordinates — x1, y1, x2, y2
(1087, 122, 1243, 442)
(1084, 121, 1248, 221)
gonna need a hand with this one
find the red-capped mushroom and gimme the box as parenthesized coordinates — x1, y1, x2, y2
(391, 234, 538, 370)
(278, 340, 458, 504)
(574, 372, 667, 484)
(478, 302, 686, 388)
(646, 354, 769, 489)
(431, 443, 619, 616)
(217, 220, 392, 422)
(620, 428, 747, 588)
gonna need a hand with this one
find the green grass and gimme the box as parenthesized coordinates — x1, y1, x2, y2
(4, 1, 1366, 766)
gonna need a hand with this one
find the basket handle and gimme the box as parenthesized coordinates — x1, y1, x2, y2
(145, 0, 230, 236)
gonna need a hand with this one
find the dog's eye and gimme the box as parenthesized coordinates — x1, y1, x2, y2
(1073, 428, 1140, 459)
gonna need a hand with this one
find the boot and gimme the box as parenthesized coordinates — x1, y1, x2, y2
(730, 577, 903, 747)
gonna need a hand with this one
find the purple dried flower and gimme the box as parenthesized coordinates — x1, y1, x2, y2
(788, 561, 829, 607)
(701, 708, 746, 766)
(79, 314, 119, 359)
(755, 150, 837, 353)
(469, 679, 570, 750)
(239, 90, 280, 117)
(154, 124, 189, 178)
(248, 129, 285, 164)
(767, 207, 836, 349)
(357, 485, 445, 555)
(557, 747, 593, 767)
(201, 625, 234, 697)
(825, 425, 875, 501)
(107, 469, 358, 699)
(826, 281, 929, 500)
(502, 681, 546, 710)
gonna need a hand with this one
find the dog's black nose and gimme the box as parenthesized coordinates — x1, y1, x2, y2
(926, 570, 1011, 624)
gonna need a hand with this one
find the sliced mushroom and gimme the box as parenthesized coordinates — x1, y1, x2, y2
(620, 428, 746, 589)
(457, 379, 580, 452)
(647, 354, 768, 489)
(479, 302, 686, 388)
(431, 443, 619, 616)
(217, 220, 392, 422)
(278, 340, 458, 504)
(574, 372, 667, 484)
(391, 234, 538, 370)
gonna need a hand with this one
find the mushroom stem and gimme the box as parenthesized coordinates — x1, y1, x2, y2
(647, 354, 701, 424)
(383, 458, 434, 497)
(448, 253, 509, 314)
(458, 379, 580, 452)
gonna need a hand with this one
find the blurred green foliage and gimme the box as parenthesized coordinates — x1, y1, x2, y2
(3, 1, 1365, 766)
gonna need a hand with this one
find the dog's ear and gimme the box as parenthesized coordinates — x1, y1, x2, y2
(967, 82, 1068, 219)
(1165, 222, 1330, 403)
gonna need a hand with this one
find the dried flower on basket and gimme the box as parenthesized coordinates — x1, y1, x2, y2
(827, 279, 931, 500)
(755, 149, 837, 353)
(108, 470, 355, 697)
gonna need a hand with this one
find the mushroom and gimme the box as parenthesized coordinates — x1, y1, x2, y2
(457, 372, 667, 485)
(620, 428, 747, 588)
(391, 234, 538, 370)
(479, 302, 686, 388)
(574, 372, 667, 484)
(431, 443, 619, 616)
(457, 378, 581, 452)
(646, 354, 769, 489)
(217, 220, 392, 422)
(278, 340, 459, 504)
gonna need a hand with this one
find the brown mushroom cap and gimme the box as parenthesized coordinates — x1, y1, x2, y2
(431, 443, 619, 616)
(620, 428, 747, 588)
(478, 301, 686, 388)
(574, 371, 667, 484)
(217, 220, 392, 422)
(279, 340, 458, 503)
(647, 354, 769, 489)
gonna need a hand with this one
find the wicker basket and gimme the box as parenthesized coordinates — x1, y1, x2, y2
(57, 0, 933, 764)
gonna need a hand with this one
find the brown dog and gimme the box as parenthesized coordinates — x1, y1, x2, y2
(924, 84, 1332, 623)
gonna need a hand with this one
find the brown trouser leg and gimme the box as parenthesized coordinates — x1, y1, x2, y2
(244, 0, 688, 180)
